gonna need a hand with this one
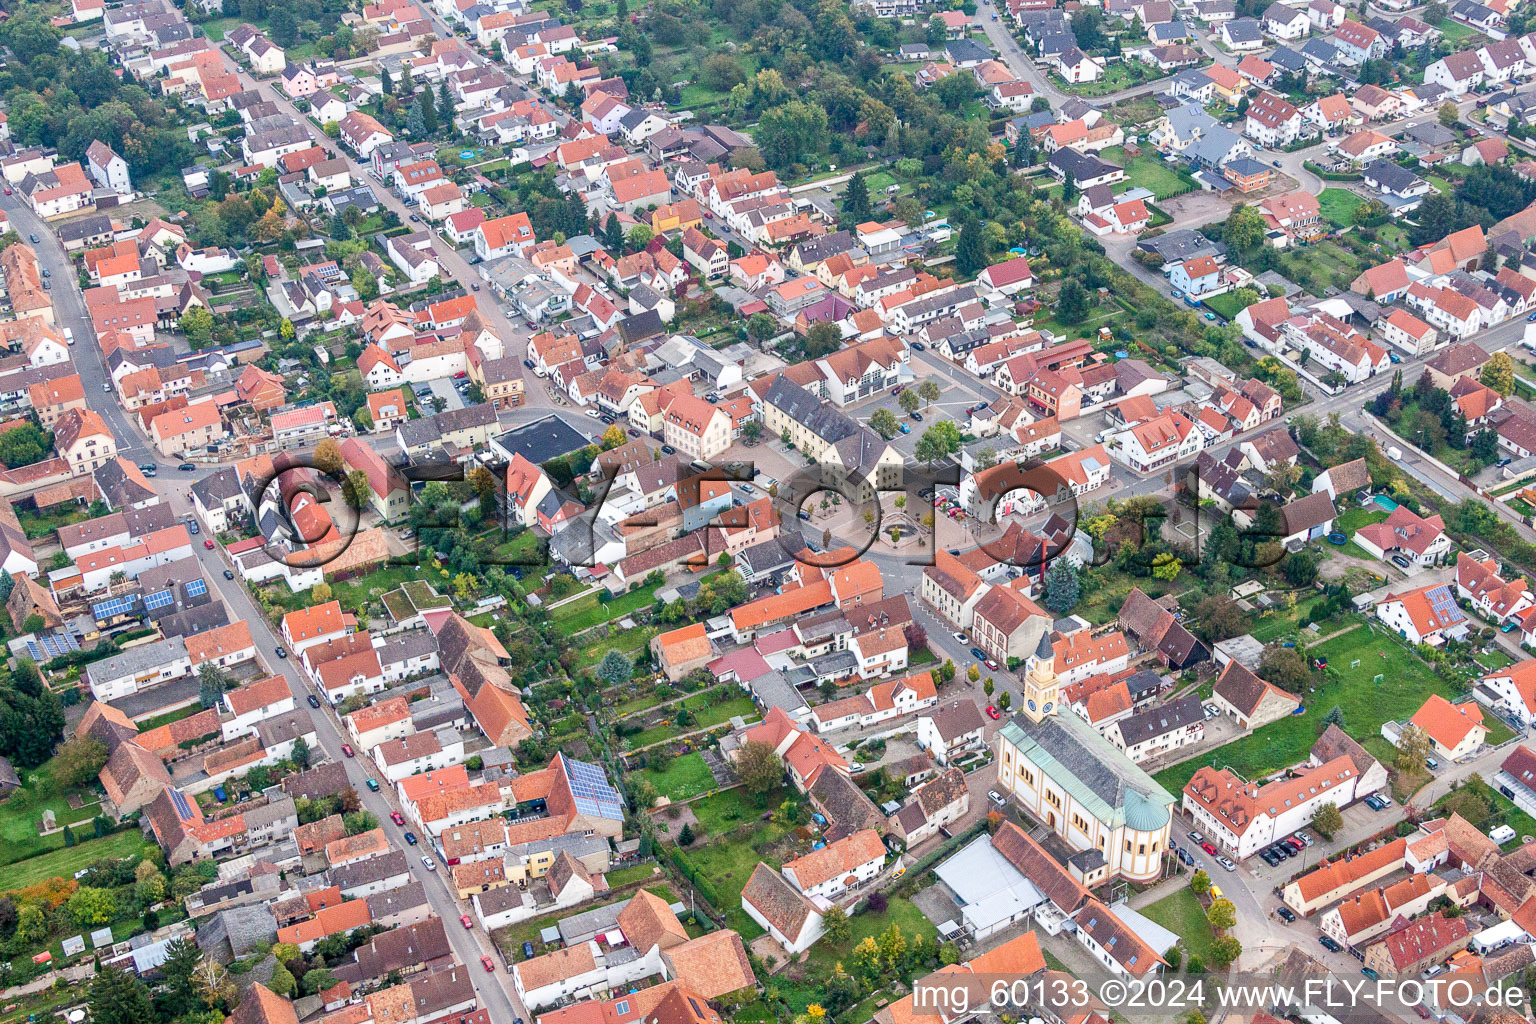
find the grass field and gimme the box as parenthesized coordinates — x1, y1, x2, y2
(552, 582, 661, 633)
(603, 863, 660, 888)
(626, 696, 758, 749)
(0, 831, 153, 892)
(636, 752, 717, 801)
(0, 760, 110, 871)
(1319, 188, 1365, 229)
(1140, 886, 1215, 962)
(576, 625, 660, 667)
(1101, 147, 1193, 200)
(1154, 626, 1456, 794)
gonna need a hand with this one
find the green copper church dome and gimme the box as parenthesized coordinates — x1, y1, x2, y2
(1123, 789, 1170, 832)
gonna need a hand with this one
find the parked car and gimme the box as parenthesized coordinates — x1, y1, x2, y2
(1188, 831, 1204, 843)
(970, 647, 986, 660)
(985, 705, 1001, 720)
(1426, 756, 1440, 770)
(204, 539, 214, 549)
(988, 790, 1005, 805)
(404, 831, 418, 845)
(391, 811, 406, 825)
(421, 856, 434, 870)
(1200, 842, 1217, 855)
(341, 743, 355, 757)
(365, 779, 380, 791)
(178, 463, 196, 471)
(1277, 906, 1297, 923)
(1217, 856, 1237, 872)
(1320, 936, 1343, 953)
(223, 568, 235, 580)
(523, 942, 536, 960)
(306, 695, 321, 708)
(460, 914, 474, 929)
(275, 646, 288, 658)
(481, 956, 495, 972)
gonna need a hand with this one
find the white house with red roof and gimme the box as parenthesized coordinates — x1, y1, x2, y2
(977, 256, 1035, 294)
(1168, 256, 1224, 297)
(1354, 505, 1451, 567)
(1082, 197, 1151, 236)
(1456, 552, 1534, 625)
(1375, 582, 1469, 645)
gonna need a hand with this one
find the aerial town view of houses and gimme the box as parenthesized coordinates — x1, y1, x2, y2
(22, 0, 1536, 1023)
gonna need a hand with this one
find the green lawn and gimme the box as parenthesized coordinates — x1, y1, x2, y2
(1053, 62, 1156, 97)
(1428, 176, 1453, 195)
(0, 759, 111, 871)
(688, 786, 783, 835)
(1154, 625, 1457, 795)
(577, 626, 660, 668)
(0, 831, 153, 892)
(553, 582, 661, 632)
(136, 704, 204, 732)
(603, 863, 660, 888)
(1140, 886, 1215, 962)
(1319, 188, 1365, 229)
(1101, 147, 1193, 200)
(1437, 19, 1483, 43)
(1202, 291, 1246, 321)
(806, 896, 937, 973)
(635, 752, 717, 801)
(1485, 717, 1516, 746)
(626, 696, 758, 749)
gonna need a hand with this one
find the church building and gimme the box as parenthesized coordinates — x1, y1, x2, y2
(994, 633, 1176, 884)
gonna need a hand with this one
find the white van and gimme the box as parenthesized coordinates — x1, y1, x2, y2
(63, 327, 74, 345)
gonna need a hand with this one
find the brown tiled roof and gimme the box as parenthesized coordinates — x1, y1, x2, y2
(783, 829, 885, 890)
(991, 820, 1089, 912)
(660, 931, 756, 999)
(741, 863, 819, 939)
(618, 888, 688, 952)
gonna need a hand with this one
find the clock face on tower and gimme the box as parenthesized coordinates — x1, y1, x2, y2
(1043, 702, 1053, 714)
(1028, 699, 1037, 712)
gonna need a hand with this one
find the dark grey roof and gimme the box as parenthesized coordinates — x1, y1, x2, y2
(1116, 693, 1204, 747)
(1268, 44, 1307, 70)
(617, 309, 664, 345)
(281, 761, 350, 801)
(761, 376, 859, 446)
(331, 849, 410, 892)
(1048, 148, 1121, 180)
(1363, 159, 1424, 193)
(94, 459, 157, 509)
(945, 38, 992, 62)
(193, 467, 244, 508)
(492, 415, 591, 466)
(1224, 16, 1262, 39)
(1300, 36, 1338, 59)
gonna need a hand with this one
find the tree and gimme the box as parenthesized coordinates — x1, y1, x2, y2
(601, 424, 627, 449)
(678, 822, 695, 845)
(0, 423, 50, 468)
(1259, 645, 1311, 693)
(1438, 101, 1460, 127)
(269, 965, 298, 997)
(917, 380, 941, 408)
(598, 650, 633, 687)
(1209, 935, 1242, 970)
(1056, 279, 1091, 325)
(899, 389, 921, 415)
(956, 218, 989, 276)
(915, 421, 963, 463)
(161, 937, 202, 1011)
(88, 956, 157, 1024)
(626, 225, 653, 250)
(1194, 595, 1246, 642)
(54, 736, 107, 789)
(69, 886, 117, 925)
(843, 172, 872, 223)
(1482, 351, 1517, 396)
(968, 665, 981, 683)
(1044, 558, 1080, 614)
(1282, 551, 1318, 587)
(313, 582, 333, 603)
(1324, 705, 1345, 729)
(1190, 869, 1211, 895)
(1395, 723, 1435, 777)
(1425, 0, 1446, 19)
(996, 692, 1011, 712)
(344, 468, 372, 510)
(1207, 898, 1236, 930)
(735, 739, 784, 799)
(1061, 168, 1078, 203)
(198, 662, 228, 709)
(925, 13, 948, 44)
(823, 905, 851, 944)
(754, 100, 830, 169)
(984, 678, 995, 697)
(869, 407, 899, 438)
(291, 735, 310, 769)
(314, 438, 344, 476)
(1313, 801, 1343, 837)
(1223, 204, 1267, 260)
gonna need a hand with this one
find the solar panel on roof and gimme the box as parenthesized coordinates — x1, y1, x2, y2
(563, 756, 623, 819)
(143, 589, 175, 611)
(186, 579, 208, 598)
(92, 596, 136, 619)
(169, 789, 195, 821)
